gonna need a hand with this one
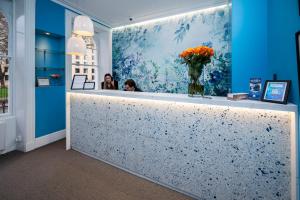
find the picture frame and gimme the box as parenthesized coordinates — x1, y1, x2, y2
(83, 82, 95, 90)
(261, 80, 291, 104)
(71, 75, 87, 90)
(249, 78, 262, 100)
(295, 31, 300, 95)
(37, 77, 50, 87)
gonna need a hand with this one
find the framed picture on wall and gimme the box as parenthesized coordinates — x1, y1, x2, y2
(261, 80, 291, 104)
(71, 75, 87, 90)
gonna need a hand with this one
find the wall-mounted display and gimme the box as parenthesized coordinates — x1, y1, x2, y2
(71, 75, 87, 90)
(37, 77, 50, 87)
(249, 78, 262, 100)
(261, 80, 291, 104)
(83, 82, 95, 90)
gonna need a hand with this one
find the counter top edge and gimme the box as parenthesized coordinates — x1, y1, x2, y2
(67, 90, 298, 113)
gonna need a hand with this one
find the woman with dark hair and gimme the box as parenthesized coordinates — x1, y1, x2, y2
(101, 73, 118, 90)
(124, 79, 142, 92)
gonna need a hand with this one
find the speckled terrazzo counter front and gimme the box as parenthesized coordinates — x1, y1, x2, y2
(67, 91, 297, 200)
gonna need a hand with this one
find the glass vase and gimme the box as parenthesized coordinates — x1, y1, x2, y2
(188, 63, 205, 97)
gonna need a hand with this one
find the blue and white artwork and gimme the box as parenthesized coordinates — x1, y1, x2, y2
(112, 6, 231, 96)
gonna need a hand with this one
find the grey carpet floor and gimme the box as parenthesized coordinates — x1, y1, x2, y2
(0, 139, 193, 200)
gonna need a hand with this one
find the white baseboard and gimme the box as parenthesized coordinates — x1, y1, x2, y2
(25, 130, 66, 152)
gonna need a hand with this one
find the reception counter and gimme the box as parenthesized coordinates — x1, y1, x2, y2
(66, 90, 297, 200)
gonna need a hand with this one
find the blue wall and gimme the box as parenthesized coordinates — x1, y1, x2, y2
(268, 0, 300, 103)
(35, 0, 66, 138)
(232, 0, 300, 103)
(36, 0, 65, 36)
(35, 86, 66, 138)
(232, 0, 269, 93)
(35, 34, 65, 68)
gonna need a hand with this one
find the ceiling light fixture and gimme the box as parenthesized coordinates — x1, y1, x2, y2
(113, 4, 230, 30)
(66, 36, 86, 56)
(73, 15, 94, 37)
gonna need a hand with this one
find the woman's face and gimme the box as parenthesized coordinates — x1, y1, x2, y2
(124, 84, 135, 91)
(105, 76, 112, 84)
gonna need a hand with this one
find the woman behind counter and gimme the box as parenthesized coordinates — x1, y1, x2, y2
(101, 73, 118, 90)
(124, 79, 142, 92)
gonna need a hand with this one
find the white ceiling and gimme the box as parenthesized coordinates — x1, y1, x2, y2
(54, 0, 228, 28)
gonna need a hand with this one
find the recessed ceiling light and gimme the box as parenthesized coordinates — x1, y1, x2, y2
(113, 4, 230, 30)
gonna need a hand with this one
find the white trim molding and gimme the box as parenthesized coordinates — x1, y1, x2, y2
(26, 130, 66, 152)
(14, 0, 36, 152)
(290, 111, 298, 200)
(24, 0, 36, 152)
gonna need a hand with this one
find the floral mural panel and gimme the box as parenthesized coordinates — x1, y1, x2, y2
(112, 5, 231, 96)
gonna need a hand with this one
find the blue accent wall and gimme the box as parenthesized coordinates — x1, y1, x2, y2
(268, 0, 300, 103)
(232, 0, 299, 102)
(35, 34, 65, 68)
(36, 0, 65, 36)
(232, 0, 269, 93)
(35, 0, 66, 138)
(35, 86, 66, 138)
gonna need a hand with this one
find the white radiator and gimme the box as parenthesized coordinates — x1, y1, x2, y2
(0, 121, 6, 151)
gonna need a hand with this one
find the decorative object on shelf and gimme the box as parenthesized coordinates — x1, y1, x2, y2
(50, 74, 61, 79)
(37, 77, 50, 87)
(261, 80, 291, 104)
(66, 36, 86, 56)
(227, 93, 248, 101)
(179, 46, 214, 97)
(35, 67, 65, 71)
(73, 15, 94, 37)
(83, 82, 95, 90)
(248, 78, 262, 100)
(71, 75, 87, 90)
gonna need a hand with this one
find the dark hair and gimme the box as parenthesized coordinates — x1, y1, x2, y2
(104, 73, 113, 80)
(124, 79, 137, 88)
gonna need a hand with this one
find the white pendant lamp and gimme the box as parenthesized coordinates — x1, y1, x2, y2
(66, 36, 86, 56)
(73, 15, 94, 37)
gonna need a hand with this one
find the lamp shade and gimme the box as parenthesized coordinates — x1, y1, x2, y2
(73, 15, 94, 37)
(66, 36, 86, 56)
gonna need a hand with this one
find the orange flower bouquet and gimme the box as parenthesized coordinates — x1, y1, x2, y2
(179, 46, 214, 97)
